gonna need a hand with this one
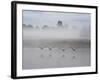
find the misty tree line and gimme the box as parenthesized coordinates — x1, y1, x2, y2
(23, 20, 90, 37)
(23, 20, 69, 29)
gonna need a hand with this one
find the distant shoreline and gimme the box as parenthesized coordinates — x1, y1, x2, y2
(23, 39, 90, 48)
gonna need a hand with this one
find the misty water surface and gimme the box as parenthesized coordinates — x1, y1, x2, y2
(22, 10, 91, 69)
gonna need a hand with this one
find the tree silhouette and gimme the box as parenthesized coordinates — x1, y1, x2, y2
(57, 20, 63, 28)
(35, 26, 40, 29)
(42, 25, 49, 29)
(27, 24, 33, 28)
(22, 24, 26, 27)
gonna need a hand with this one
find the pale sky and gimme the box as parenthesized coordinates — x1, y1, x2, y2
(22, 10, 91, 28)
(22, 10, 91, 40)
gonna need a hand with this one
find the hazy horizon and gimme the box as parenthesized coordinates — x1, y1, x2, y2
(23, 10, 91, 28)
(22, 10, 91, 69)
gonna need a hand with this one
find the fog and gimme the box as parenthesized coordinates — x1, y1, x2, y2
(23, 10, 91, 40)
(22, 10, 91, 70)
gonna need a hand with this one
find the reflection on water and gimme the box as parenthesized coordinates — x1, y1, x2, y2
(22, 27, 91, 70)
(22, 48, 90, 69)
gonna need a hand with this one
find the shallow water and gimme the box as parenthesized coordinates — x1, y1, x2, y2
(22, 29, 91, 70)
(22, 47, 90, 69)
